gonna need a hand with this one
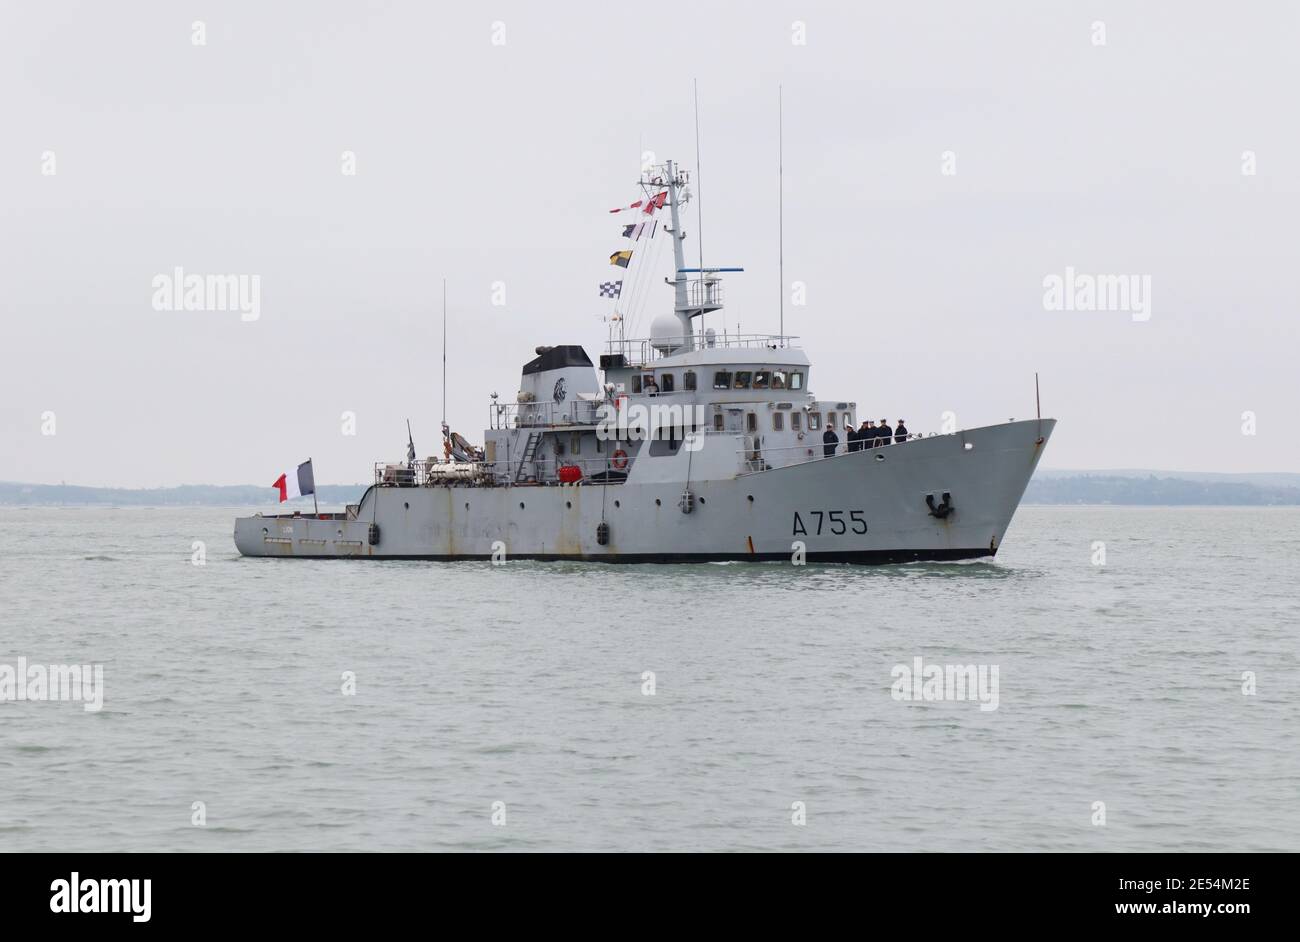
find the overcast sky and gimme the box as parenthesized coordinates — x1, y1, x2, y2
(2, 1, 1297, 487)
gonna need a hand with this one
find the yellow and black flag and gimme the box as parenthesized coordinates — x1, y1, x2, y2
(609, 250, 633, 268)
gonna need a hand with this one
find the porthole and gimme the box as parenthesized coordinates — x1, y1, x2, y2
(465, 502, 470, 509)
(963, 442, 973, 451)
(699, 497, 706, 505)
(262, 527, 268, 535)
(655, 499, 661, 506)
(615, 500, 621, 508)
(566, 501, 572, 509)
(519, 502, 526, 509)
(404, 502, 410, 509)
(875, 453, 885, 462)
(747, 495, 754, 502)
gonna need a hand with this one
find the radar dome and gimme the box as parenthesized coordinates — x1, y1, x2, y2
(650, 314, 684, 354)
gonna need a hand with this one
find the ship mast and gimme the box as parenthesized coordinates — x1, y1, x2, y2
(662, 159, 725, 347)
(664, 159, 691, 339)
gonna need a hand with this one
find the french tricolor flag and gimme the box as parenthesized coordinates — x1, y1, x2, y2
(272, 459, 315, 503)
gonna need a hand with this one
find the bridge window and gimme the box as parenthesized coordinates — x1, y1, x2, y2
(791, 412, 801, 431)
(771, 370, 787, 389)
(746, 413, 757, 432)
(733, 371, 753, 389)
(753, 370, 770, 389)
(660, 373, 675, 393)
(654, 423, 683, 446)
(712, 371, 732, 389)
(683, 371, 696, 391)
(789, 371, 804, 390)
(773, 412, 784, 431)
(648, 437, 681, 456)
(808, 412, 822, 430)
(827, 411, 837, 428)
(631, 375, 642, 393)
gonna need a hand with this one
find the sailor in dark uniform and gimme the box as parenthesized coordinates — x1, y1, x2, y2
(878, 419, 893, 445)
(894, 420, 908, 443)
(846, 423, 860, 453)
(822, 425, 839, 457)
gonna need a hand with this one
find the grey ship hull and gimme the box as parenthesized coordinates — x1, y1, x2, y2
(233, 419, 1053, 564)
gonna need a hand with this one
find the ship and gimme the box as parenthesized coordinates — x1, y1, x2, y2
(233, 159, 1054, 563)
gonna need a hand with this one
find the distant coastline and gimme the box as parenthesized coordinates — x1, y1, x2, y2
(1024, 472, 1300, 506)
(3, 470, 1299, 507)
(0, 482, 369, 507)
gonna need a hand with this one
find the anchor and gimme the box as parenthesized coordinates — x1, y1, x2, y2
(926, 492, 953, 519)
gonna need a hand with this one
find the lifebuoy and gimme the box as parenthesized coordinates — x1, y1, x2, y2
(611, 449, 629, 470)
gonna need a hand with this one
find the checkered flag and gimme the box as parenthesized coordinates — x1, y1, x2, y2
(599, 280, 623, 298)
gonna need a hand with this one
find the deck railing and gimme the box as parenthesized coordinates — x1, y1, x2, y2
(489, 398, 608, 430)
(605, 332, 799, 367)
(375, 454, 637, 487)
(374, 429, 934, 487)
(374, 460, 489, 487)
(733, 431, 927, 473)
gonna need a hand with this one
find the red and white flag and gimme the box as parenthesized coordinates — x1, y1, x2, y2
(272, 460, 315, 502)
(608, 191, 667, 215)
(609, 198, 645, 214)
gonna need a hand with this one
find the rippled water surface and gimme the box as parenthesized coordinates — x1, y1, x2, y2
(1, 505, 1297, 851)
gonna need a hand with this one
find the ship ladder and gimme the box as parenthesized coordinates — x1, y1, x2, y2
(515, 432, 541, 483)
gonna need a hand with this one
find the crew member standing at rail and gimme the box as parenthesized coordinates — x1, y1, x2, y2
(895, 419, 909, 443)
(878, 419, 893, 445)
(823, 424, 839, 457)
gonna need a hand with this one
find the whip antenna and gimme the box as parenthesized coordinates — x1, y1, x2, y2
(441, 278, 447, 428)
(693, 78, 705, 335)
(779, 84, 784, 341)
